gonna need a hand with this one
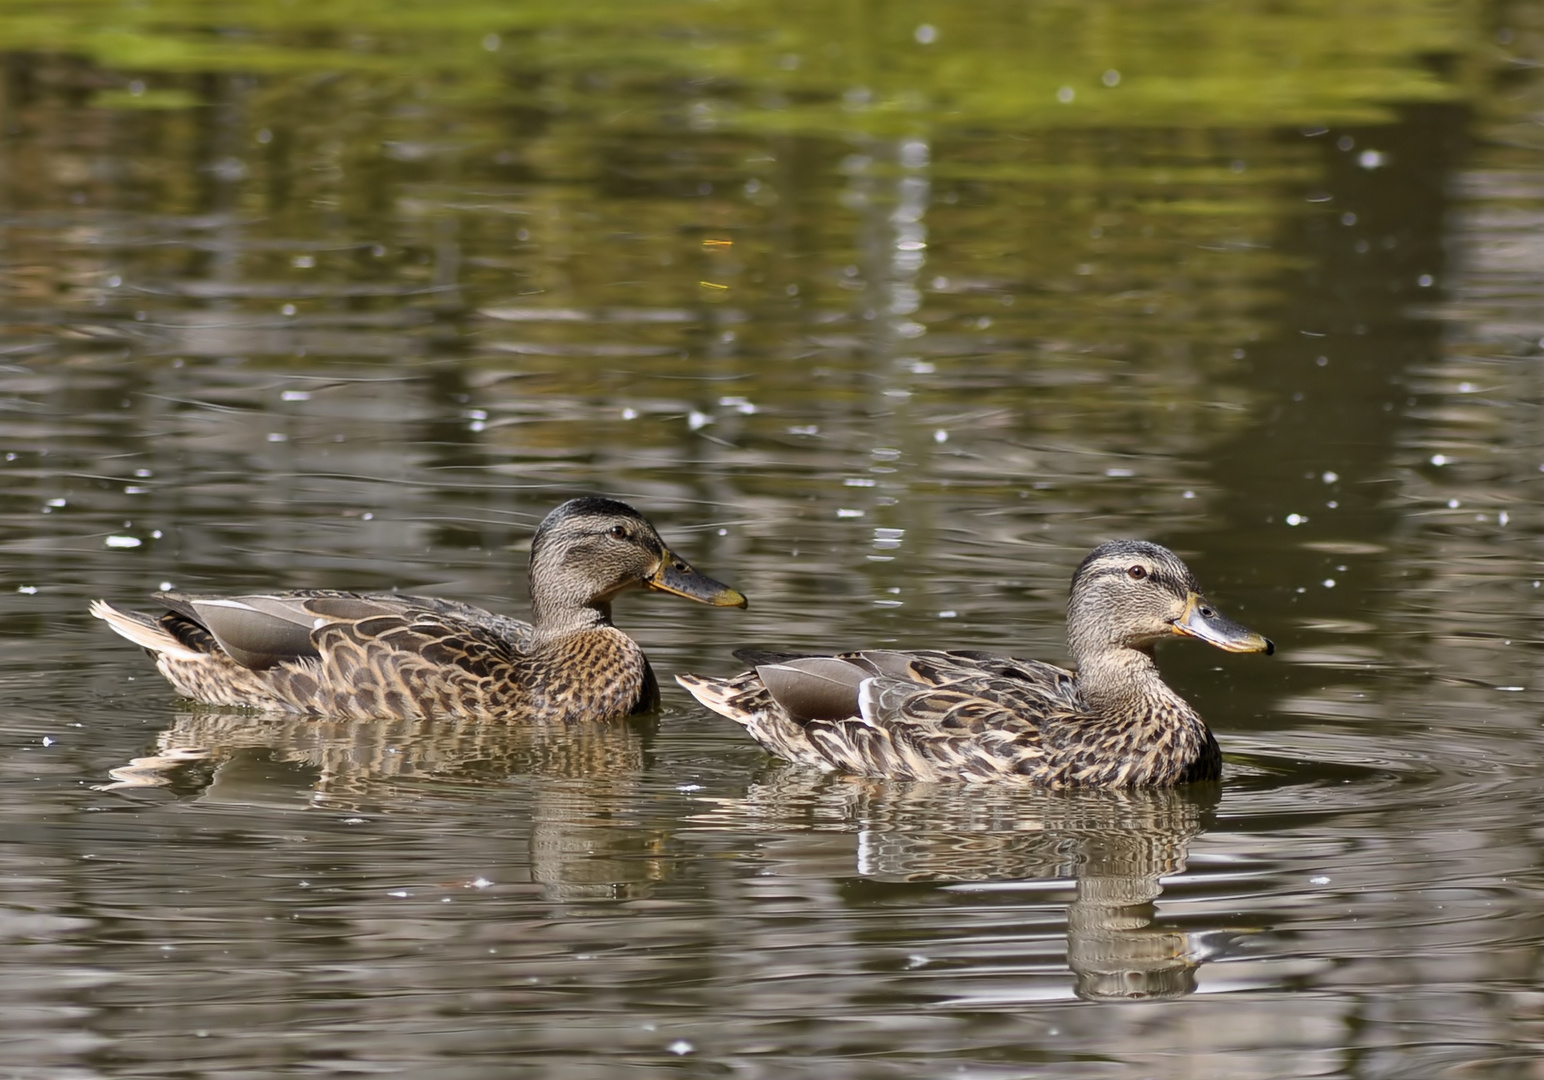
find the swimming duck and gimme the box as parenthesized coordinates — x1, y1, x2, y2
(93, 497, 747, 722)
(676, 539, 1271, 787)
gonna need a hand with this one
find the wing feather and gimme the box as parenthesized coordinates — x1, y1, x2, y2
(680, 648, 1099, 783)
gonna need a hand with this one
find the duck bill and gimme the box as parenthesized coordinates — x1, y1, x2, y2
(647, 551, 748, 608)
(1171, 592, 1274, 655)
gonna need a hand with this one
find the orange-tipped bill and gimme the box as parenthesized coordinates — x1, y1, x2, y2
(1171, 592, 1273, 655)
(648, 552, 748, 608)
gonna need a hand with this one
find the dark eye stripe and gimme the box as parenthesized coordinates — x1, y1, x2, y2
(1086, 561, 1189, 592)
(1085, 565, 1128, 580)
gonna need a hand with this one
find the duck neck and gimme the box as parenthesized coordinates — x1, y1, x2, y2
(530, 584, 614, 643)
(1074, 645, 1189, 721)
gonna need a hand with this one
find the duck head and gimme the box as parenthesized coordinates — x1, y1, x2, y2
(529, 497, 747, 627)
(1066, 539, 1273, 663)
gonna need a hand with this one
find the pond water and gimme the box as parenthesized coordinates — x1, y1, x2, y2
(4, 1, 1544, 1076)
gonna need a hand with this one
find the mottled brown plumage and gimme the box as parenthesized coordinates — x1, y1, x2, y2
(93, 497, 747, 721)
(676, 539, 1272, 787)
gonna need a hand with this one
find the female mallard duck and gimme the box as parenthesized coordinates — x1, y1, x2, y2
(677, 539, 1271, 787)
(93, 497, 747, 722)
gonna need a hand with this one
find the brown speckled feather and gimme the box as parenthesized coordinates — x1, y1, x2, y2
(141, 597, 652, 721)
(677, 540, 1269, 788)
(94, 498, 745, 722)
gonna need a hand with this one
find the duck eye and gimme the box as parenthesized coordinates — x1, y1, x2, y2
(1127, 565, 1148, 580)
(609, 525, 629, 540)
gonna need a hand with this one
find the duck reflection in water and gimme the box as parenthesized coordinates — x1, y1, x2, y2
(707, 772, 1238, 1001)
(101, 712, 669, 901)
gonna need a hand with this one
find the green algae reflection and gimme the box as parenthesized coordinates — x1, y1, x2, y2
(1, 0, 1477, 130)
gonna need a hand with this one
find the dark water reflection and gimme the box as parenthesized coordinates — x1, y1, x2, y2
(4, 2, 1544, 1077)
(702, 775, 1227, 1002)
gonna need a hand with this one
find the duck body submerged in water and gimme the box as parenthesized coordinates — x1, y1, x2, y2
(677, 539, 1271, 787)
(93, 497, 746, 722)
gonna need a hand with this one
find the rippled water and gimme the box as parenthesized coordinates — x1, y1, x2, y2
(4, 3, 1544, 1077)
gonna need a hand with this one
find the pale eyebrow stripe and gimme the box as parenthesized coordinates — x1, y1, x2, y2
(1083, 561, 1191, 592)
